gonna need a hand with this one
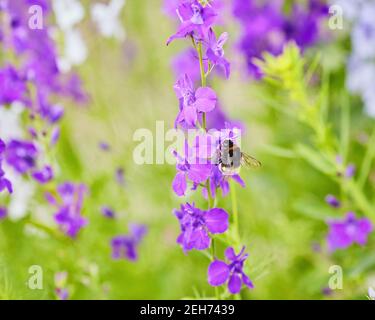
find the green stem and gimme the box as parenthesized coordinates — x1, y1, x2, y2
(230, 179, 241, 247)
(358, 127, 375, 189)
(196, 39, 219, 300)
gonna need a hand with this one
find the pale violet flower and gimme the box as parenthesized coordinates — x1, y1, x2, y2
(91, 0, 126, 41)
(331, 0, 366, 23)
(351, 2, 375, 59)
(368, 287, 375, 300)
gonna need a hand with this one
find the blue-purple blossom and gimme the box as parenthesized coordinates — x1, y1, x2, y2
(101, 206, 116, 219)
(167, 0, 217, 45)
(327, 212, 373, 252)
(206, 29, 230, 78)
(46, 182, 88, 238)
(32, 165, 53, 184)
(208, 246, 254, 294)
(172, 142, 212, 196)
(5, 139, 37, 174)
(325, 194, 341, 208)
(174, 203, 229, 251)
(0, 207, 7, 220)
(0, 65, 29, 105)
(174, 74, 217, 127)
(111, 224, 148, 261)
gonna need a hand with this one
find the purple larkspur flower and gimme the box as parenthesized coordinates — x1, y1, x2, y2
(0, 139, 12, 194)
(203, 165, 245, 199)
(5, 139, 37, 174)
(32, 165, 53, 184)
(208, 246, 254, 294)
(0, 207, 7, 220)
(325, 194, 341, 208)
(172, 141, 212, 196)
(46, 182, 88, 238)
(167, 0, 217, 45)
(327, 212, 373, 252)
(36, 90, 64, 124)
(111, 224, 147, 261)
(174, 74, 217, 127)
(174, 203, 229, 251)
(206, 28, 230, 78)
(0, 65, 29, 105)
(101, 206, 116, 219)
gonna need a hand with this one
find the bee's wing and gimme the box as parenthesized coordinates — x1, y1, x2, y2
(241, 152, 262, 168)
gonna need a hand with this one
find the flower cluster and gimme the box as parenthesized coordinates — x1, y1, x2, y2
(232, 0, 328, 78)
(338, 0, 375, 117)
(164, 0, 243, 131)
(167, 0, 253, 297)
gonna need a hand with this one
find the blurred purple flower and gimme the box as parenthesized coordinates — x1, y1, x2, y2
(46, 182, 88, 238)
(174, 203, 229, 251)
(208, 246, 254, 294)
(232, 0, 327, 78)
(101, 206, 116, 219)
(115, 167, 126, 186)
(111, 224, 148, 261)
(32, 165, 53, 184)
(5, 139, 37, 174)
(345, 164, 356, 178)
(0, 207, 7, 220)
(55, 288, 69, 300)
(0, 65, 29, 105)
(327, 212, 373, 252)
(167, 0, 217, 45)
(99, 141, 111, 151)
(325, 194, 341, 208)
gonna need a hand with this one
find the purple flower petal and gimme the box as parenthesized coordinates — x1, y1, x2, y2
(172, 172, 187, 196)
(208, 260, 230, 286)
(205, 208, 229, 234)
(228, 273, 242, 294)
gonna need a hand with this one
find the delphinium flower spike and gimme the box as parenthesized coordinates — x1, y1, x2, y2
(167, 0, 254, 298)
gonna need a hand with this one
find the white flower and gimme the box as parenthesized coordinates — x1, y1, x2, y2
(368, 287, 375, 300)
(91, 0, 126, 41)
(52, 0, 87, 72)
(53, 0, 85, 31)
(58, 29, 88, 73)
(2, 166, 35, 221)
(0, 103, 25, 141)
